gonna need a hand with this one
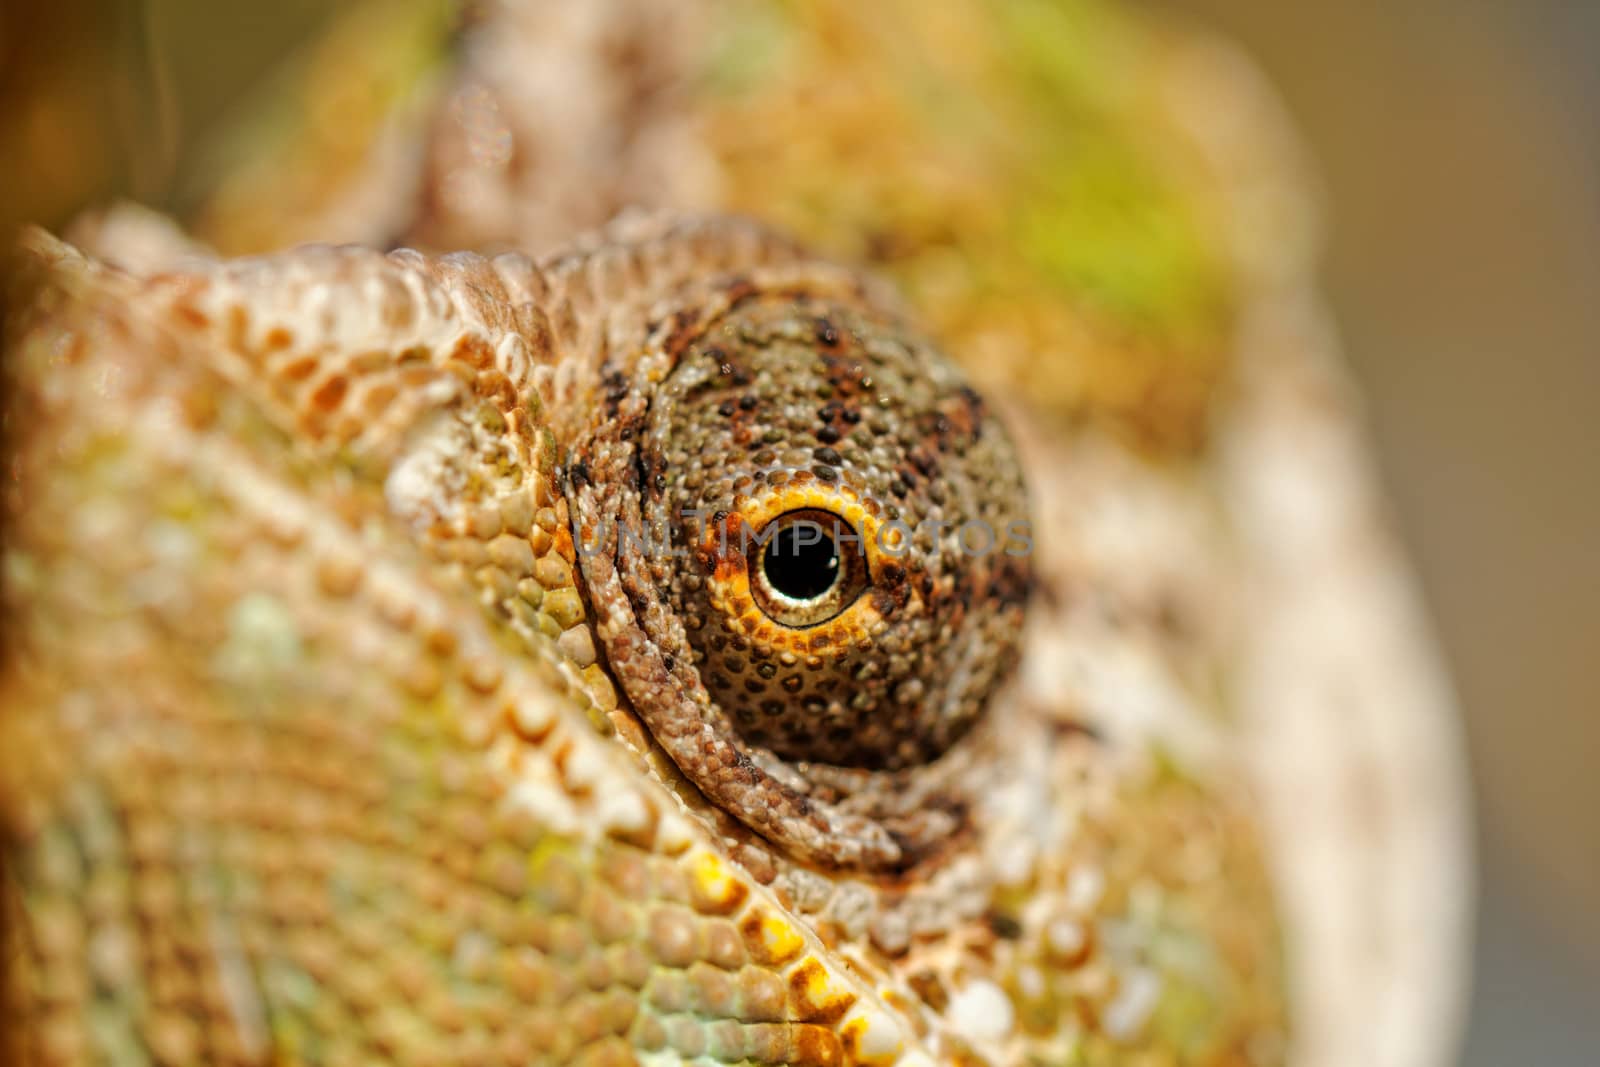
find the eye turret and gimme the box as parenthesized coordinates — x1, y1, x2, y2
(570, 283, 1031, 869)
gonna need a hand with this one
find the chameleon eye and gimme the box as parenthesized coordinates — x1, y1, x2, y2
(569, 272, 1032, 870)
(750, 509, 868, 627)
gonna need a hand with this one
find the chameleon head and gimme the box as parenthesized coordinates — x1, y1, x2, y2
(570, 277, 1032, 870)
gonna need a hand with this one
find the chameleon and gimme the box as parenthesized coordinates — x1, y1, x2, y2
(0, 2, 1471, 1066)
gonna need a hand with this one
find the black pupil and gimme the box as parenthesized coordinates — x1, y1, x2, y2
(763, 521, 840, 601)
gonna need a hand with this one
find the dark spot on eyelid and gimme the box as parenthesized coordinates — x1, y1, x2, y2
(987, 913, 1024, 940)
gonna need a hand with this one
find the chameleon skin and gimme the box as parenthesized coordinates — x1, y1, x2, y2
(0, 214, 1286, 1064)
(0, 3, 1475, 1065)
(572, 283, 1032, 871)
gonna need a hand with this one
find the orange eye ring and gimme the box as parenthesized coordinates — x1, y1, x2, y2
(696, 476, 908, 656)
(747, 508, 870, 628)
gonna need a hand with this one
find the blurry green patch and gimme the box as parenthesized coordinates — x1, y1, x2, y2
(1013, 135, 1227, 349)
(702, 1, 794, 96)
(996, 0, 1229, 348)
(995, 0, 1132, 105)
(699, 0, 1237, 452)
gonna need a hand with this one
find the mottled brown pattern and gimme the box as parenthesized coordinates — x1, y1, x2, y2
(575, 282, 1031, 871)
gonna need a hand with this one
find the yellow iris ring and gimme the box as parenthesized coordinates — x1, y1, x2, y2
(699, 477, 900, 657)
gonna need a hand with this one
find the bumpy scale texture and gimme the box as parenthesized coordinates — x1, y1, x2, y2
(1, 1, 1475, 1066)
(1, 214, 1284, 1066)
(650, 294, 1030, 771)
(571, 280, 1032, 872)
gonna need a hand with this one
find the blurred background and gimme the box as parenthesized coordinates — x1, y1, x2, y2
(2, 1, 1595, 1063)
(1151, 3, 1600, 1064)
